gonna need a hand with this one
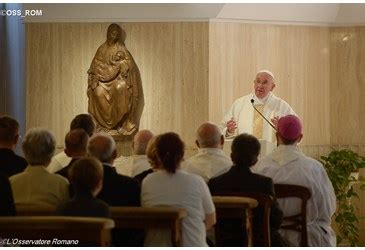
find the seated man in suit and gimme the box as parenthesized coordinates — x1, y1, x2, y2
(48, 114, 95, 173)
(253, 115, 336, 246)
(87, 133, 140, 206)
(87, 133, 142, 246)
(56, 129, 89, 181)
(0, 116, 27, 177)
(208, 133, 286, 246)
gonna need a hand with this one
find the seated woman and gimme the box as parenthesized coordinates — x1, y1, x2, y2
(10, 129, 69, 207)
(57, 157, 110, 217)
(141, 132, 216, 247)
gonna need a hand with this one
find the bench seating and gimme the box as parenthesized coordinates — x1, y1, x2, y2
(0, 216, 114, 246)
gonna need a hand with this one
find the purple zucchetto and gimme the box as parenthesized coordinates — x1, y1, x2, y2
(277, 115, 302, 141)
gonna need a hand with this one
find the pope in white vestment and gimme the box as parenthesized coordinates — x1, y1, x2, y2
(221, 70, 296, 143)
(253, 115, 336, 247)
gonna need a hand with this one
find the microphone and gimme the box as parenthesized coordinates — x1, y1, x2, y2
(250, 99, 277, 131)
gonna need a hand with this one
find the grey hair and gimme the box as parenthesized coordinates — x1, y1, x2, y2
(22, 128, 56, 166)
(87, 133, 116, 162)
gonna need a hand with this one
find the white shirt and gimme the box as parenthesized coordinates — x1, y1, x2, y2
(184, 148, 232, 182)
(221, 92, 296, 142)
(141, 169, 215, 247)
(47, 151, 71, 173)
(10, 165, 70, 207)
(114, 155, 151, 177)
(253, 145, 336, 247)
(113, 155, 130, 176)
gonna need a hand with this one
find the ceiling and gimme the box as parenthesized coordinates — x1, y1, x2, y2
(20, 3, 365, 26)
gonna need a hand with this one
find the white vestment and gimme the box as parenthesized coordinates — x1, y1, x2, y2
(47, 151, 71, 173)
(184, 148, 232, 182)
(221, 92, 296, 142)
(113, 155, 130, 176)
(253, 145, 336, 247)
(114, 155, 151, 177)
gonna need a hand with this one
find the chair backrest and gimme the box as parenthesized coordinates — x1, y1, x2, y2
(274, 184, 311, 247)
(14, 205, 187, 246)
(213, 196, 258, 247)
(0, 216, 114, 246)
(110, 206, 187, 247)
(213, 191, 274, 247)
(16, 205, 57, 216)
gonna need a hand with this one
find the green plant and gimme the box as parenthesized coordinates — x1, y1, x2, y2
(320, 148, 365, 246)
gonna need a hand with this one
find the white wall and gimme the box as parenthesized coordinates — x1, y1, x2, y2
(23, 3, 224, 22)
(22, 3, 365, 26)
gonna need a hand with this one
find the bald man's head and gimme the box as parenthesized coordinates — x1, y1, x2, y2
(87, 133, 117, 163)
(196, 122, 224, 149)
(133, 130, 154, 155)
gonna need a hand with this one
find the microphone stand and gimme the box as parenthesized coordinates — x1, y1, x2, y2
(250, 99, 277, 131)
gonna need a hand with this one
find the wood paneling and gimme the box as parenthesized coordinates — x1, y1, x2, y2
(209, 22, 331, 145)
(24, 21, 365, 246)
(26, 22, 365, 149)
(330, 27, 365, 145)
(26, 23, 209, 148)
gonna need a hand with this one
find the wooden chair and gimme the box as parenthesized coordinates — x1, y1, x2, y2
(274, 184, 311, 247)
(110, 206, 187, 246)
(0, 216, 114, 246)
(213, 192, 274, 247)
(213, 196, 258, 247)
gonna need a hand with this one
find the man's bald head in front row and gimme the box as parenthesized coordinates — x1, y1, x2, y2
(196, 122, 224, 149)
(133, 130, 154, 155)
(87, 133, 117, 164)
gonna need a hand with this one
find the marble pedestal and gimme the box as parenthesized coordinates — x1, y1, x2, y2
(112, 134, 134, 157)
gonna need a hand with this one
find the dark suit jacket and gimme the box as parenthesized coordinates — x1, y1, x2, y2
(0, 148, 27, 177)
(208, 165, 285, 246)
(134, 168, 153, 185)
(56, 158, 78, 181)
(0, 173, 16, 216)
(56, 158, 79, 197)
(97, 163, 142, 246)
(57, 191, 110, 218)
(97, 163, 140, 206)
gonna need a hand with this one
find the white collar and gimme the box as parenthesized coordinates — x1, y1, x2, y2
(197, 147, 225, 155)
(25, 165, 49, 173)
(133, 154, 148, 159)
(268, 144, 304, 166)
